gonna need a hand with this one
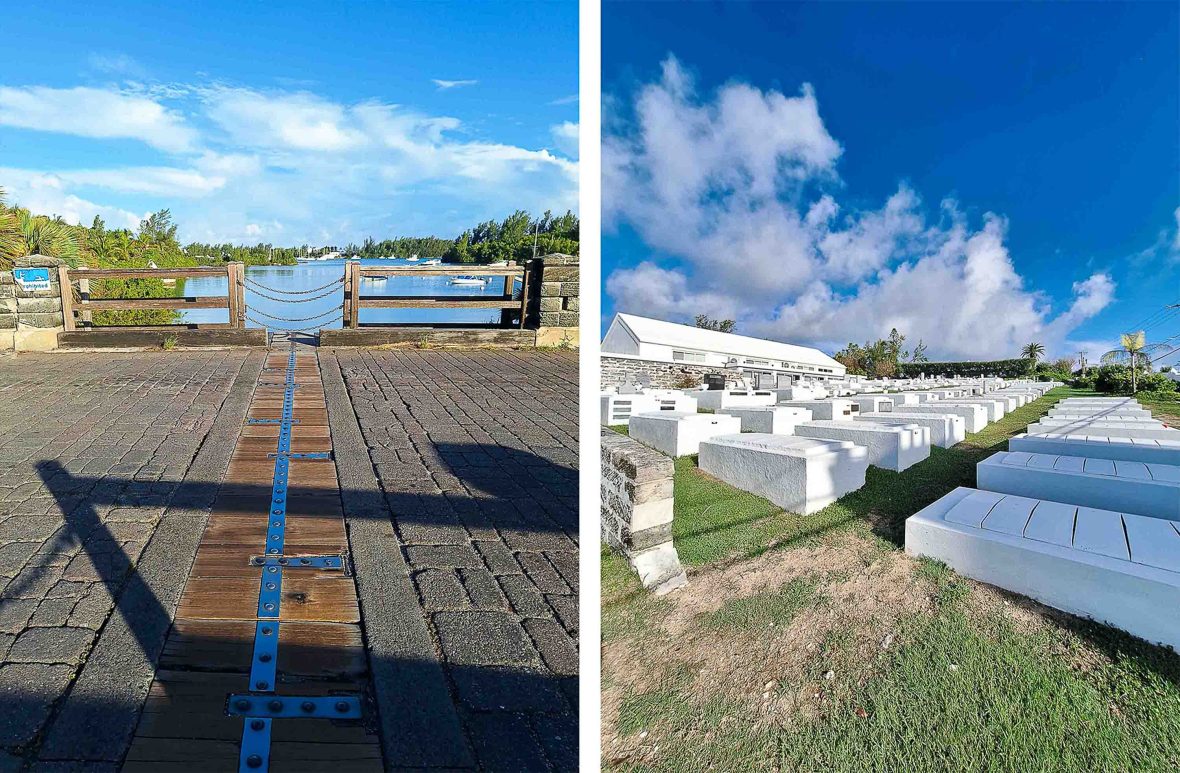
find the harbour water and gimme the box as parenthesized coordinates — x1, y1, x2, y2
(179, 258, 512, 329)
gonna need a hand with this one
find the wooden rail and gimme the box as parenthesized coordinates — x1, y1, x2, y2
(61, 263, 245, 331)
(342, 261, 527, 329)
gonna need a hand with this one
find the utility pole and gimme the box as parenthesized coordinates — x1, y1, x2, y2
(1078, 351, 1086, 376)
(532, 221, 540, 259)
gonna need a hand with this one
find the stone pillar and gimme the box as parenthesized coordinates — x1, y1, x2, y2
(0, 254, 68, 352)
(600, 428, 687, 594)
(530, 253, 579, 347)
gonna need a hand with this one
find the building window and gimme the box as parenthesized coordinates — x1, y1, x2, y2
(743, 358, 770, 367)
(673, 350, 706, 364)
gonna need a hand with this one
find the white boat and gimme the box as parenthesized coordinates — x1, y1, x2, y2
(405, 256, 420, 262)
(422, 259, 442, 266)
(450, 276, 487, 286)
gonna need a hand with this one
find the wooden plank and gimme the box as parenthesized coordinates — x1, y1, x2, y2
(358, 296, 520, 309)
(71, 267, 230, 279)
(161, 620, 366, 678)
(176, 576, 359, 622)
(58, 265, 75, 331)
(78, 296, 229, 310)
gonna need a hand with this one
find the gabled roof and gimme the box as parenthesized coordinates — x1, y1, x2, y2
(608, 313, 845, 371)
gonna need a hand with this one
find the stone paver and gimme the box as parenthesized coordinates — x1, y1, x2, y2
(334, 348, 578, 771)
(0, 351, 250, 763)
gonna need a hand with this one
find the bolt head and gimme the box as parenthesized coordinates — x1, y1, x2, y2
(246, 754, 263, 768)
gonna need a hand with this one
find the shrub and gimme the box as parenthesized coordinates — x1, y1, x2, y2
(1136, 389, 1179, 402)
(896, 358, 1029, 378)
(671, 373, 702, 389)
(1092, 364, 1174, 394)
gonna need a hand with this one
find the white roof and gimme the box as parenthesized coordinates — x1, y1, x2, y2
(609, 313, 845, 371)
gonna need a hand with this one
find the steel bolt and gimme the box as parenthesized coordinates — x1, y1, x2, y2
(268, 699, 283, 712)
(250, 719, 265, 731)
(256, 680, 269, 689)
(301, 701, 315, 713)
(246, 754, 263, 768)
(235, 699, 251, 711)
(335, 701, 350, 713)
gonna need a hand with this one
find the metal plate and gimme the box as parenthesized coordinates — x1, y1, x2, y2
(226, 693, 363, 720)
(247, 621, 279, 691)
(249, 555, 346, 571)
(267, 452, 332, 460)
(247, 418, 300, 425)
(256, 565, 283, 618)
(238, 716, 272, 771)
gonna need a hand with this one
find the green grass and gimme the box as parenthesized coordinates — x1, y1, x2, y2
(666, 386, 1098, 567)
(697, 577, 820, 631)
(603, 386, 1180, 771)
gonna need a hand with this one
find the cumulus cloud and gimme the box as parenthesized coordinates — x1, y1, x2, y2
(0, 86, 197, 152)
(0, 79, 577, 243)
(550, 121, 579, 158)
(604, 56, 1115, 360)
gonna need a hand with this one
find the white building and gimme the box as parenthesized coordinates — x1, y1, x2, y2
(602, 313, 847, 388)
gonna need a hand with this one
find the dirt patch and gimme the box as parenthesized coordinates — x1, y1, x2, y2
(603, 531, 942, 746)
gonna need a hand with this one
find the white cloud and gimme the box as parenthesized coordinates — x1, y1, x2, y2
(0, 86, 197, 152)
(604, 56, 1114, 360)
(431, 79, 478, 90)
(0, 170, 142, 229)
(549, 94, 579, 106)
(0, 81, 577, 244)
(550, 121, 579, 158)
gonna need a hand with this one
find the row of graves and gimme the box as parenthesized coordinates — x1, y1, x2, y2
(908, 396, 1180, 652)
(605, 378, 1057, 520)
(598, 378, 1180, 653)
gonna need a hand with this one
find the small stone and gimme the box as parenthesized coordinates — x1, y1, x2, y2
(823, 670, 834, 681)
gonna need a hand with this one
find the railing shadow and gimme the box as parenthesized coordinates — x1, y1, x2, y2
(4, 440, 578, 770)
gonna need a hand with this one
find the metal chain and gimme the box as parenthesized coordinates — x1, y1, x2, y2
(242, 282, 341, 304)
(246, 313, 341, 333)
(248, 305, 343, 323)
(244, 275, 344, 295)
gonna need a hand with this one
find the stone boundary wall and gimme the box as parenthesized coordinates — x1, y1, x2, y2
(0, 254, 67, 351)
(601, 428, 687, 594)
(602, 355, 743, 390)
(524, 254, 579, 346)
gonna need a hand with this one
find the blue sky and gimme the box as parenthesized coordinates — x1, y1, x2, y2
(603, 1, 1179, 364)
(0, 1, 578, 245)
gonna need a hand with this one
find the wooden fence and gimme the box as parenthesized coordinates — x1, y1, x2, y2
(342, 262, 527, 329)
(60, 263, 245, 331)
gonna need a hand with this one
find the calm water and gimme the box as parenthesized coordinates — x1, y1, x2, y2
(179, 258, 514, 329)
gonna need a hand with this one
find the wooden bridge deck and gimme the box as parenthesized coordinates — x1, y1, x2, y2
(123, 350, 380, 771)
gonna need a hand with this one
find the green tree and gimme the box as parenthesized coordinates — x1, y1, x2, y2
(1101, 331, 1155, 393)
(694, 314, 736, 333)
(1020, 342, 1045, 373)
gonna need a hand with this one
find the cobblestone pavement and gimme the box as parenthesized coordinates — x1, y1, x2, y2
(0, 351, 251, 767)
(334, 348, 579, 771)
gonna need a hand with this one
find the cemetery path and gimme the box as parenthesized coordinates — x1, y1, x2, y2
(0, 347, 579, 771)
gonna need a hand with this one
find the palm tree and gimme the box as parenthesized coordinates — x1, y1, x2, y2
(0, 188, 22, 269)
(1101, 331, 1157, 392)
(1020, 342, 1045, 373)
(15, 210, 81, 264)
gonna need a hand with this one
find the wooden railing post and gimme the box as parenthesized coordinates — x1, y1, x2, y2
(226, 262, 245, 328)
(346, 261, 361, 329)
(57, 265, 75, 332)
(77, 268, 91, 328)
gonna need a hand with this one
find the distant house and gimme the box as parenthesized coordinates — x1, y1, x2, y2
(601, 313, 847, 388)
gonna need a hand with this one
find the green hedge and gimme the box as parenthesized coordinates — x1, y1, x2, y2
(896, 358, 1030, 378)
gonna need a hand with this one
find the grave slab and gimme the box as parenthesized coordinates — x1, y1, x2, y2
(977, 451, 1180, 521)
(698, 434, 868, 515)
(856, 411, 965, 448)
(906, 487, 1180, 651)
(794, 420, 929, 472)
(628, 411, 742, 458)
(718, 406, 813, 435)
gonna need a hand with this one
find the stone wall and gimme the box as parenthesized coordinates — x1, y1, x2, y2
(602, 355, 743, 390)
(524, 254, 579, 346)
(0, 255, 67, 351)
(601, 428, 686, 594)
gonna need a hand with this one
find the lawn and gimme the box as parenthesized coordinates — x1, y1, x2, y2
(602, 387, 1180, 771)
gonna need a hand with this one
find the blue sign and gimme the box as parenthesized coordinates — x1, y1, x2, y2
(13, 268, 51, 291)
